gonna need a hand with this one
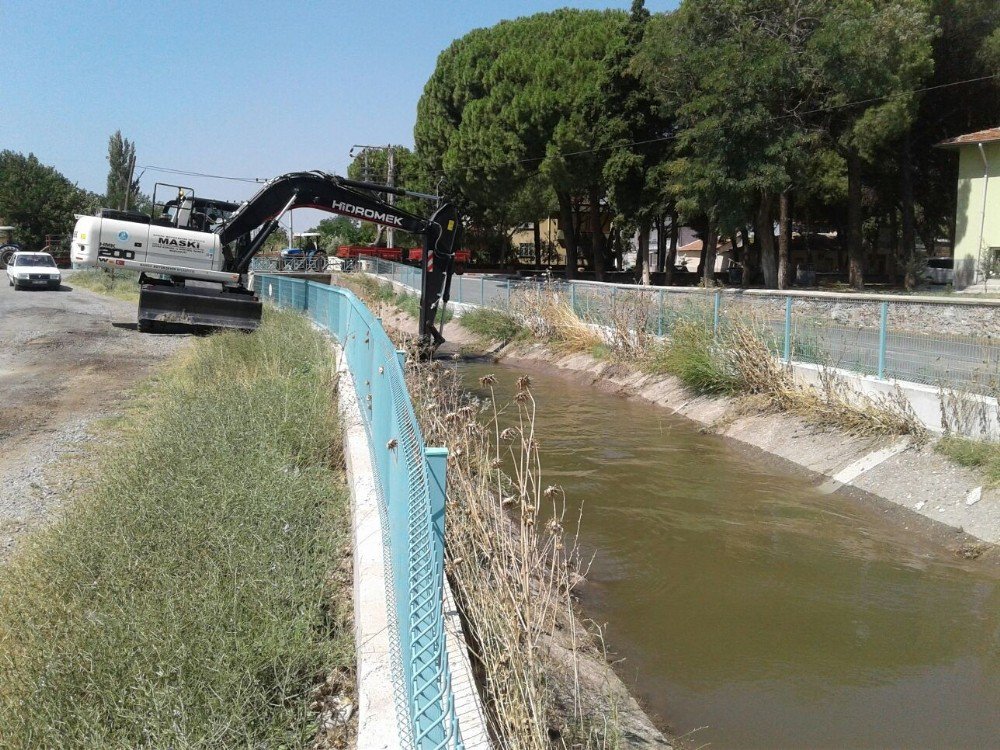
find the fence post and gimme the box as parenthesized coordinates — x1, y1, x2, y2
(713, 290, 721, 338)
(457, 275, 462, 304)
(783, 296, 792, 363)
(506, 278, 511, 306)
(481, 276, 485, 307)
(570, 283, 576, 314)
(396, 348, 407, 369)
(877, 301, 888, 379)
(658, 288, 664, 336)
(424, 447, 448, 595)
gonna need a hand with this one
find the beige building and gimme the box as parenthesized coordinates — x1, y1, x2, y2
(509, 218, 563, 264)
(939, 127, 1000, 290)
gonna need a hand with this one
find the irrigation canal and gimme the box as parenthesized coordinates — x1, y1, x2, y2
(458, 361, 1000, 749)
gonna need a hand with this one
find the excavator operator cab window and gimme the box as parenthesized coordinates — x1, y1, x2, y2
(152, 182, 197, 229)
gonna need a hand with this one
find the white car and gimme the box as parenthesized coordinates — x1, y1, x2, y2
(924, 257, 954, 285)
(6, 252, 62, 290)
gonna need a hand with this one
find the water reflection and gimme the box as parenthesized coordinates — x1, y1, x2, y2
(459, 362, 1000, 749)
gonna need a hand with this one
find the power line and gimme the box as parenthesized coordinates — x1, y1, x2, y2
(138, 165, 267, 183)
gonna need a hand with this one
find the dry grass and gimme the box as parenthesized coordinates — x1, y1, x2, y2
(504, 286, 924, 439)
(937, 377, 1000, 485)
(69, 267, 140, 301)
(402, 351, 624, 748)
(508, 284, 603, 355)
(722, 319, 925, 438)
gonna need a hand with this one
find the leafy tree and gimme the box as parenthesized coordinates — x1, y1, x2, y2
(0, 151, 98, 250)
(640, 1, 825, 288)
(105, 130, 140, 210)
(347, 145, 424, 247)
(602, 0, 676, 284)
(311, 216, 374, 248)
(806, 0, 936, 288)
(415, 9, 629, 278)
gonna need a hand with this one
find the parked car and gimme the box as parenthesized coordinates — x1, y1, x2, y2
(6, 252, 62, 290)
(924, 257, 954, 285)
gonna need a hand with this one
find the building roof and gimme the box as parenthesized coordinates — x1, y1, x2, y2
(937, 127, 1000, 148)
(676, 238, 734, 256)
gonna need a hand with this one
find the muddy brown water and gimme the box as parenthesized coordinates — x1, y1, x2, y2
(458, 361, 1000, 750)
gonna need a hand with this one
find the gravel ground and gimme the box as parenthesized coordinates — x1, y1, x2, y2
(0, 274, 189, 562)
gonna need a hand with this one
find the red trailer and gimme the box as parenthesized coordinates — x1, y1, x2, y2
(336, 245, 405, 262)
(406, 247, 469, 272)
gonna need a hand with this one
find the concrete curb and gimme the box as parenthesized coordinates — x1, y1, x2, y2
(334, 338, 491, 749)
(338, 351, 400, 749)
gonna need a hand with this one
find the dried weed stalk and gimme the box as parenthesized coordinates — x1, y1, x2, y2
(404, 357, 616, 748)
(724, 317, 925, 438)
(508, 284, 604, 355)
(506, 284, 923, 439)
(940, 376, 1000, 441)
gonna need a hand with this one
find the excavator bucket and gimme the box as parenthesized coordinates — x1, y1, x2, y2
(138, 282, 262, 333)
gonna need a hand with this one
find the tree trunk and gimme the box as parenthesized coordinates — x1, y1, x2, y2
(901, 130, 917, 291)
(702, 217, 717, 287)
(588, 186, 606, 281)
(638, 221, 651, 285)
(665, 210, 678, 285)
(558, 192, 577, 280)
(757, 193, 778, 288)
(778, 189, 791, 289)
(533, 219, 542, 268)
(739, 226, 753, 287)
(887, 208, 899, 284)
(846, 148, 865, 290)
(655, 215, 666, 273)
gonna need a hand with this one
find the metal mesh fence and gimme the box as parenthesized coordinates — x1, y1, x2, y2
(361, 259, 1000, 394)
(254, 274, 463, 750)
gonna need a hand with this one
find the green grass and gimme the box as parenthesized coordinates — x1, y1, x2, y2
(458, 307, 525, 342)
(0, 307, 350, 748)
(395, 290, 453, 323)
(69, 267, 141, 301)
(936, 436, 1000, 487)
(642, 320, 738, 394)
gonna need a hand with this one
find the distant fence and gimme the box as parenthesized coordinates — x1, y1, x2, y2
(363, 257, 1000, 394)
(253, 274, 463, 750)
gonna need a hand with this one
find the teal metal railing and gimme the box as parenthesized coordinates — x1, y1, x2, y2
(361, 257, 1000, 395)
(254, 274, 463, 750)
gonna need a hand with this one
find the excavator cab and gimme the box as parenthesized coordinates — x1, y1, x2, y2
(151, 183, 238, 232)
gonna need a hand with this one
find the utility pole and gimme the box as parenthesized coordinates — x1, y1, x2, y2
(387, 145, 396, 248)
(350, 143, 398, 246)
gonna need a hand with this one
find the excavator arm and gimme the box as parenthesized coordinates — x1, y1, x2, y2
(218, 171, 462, 348)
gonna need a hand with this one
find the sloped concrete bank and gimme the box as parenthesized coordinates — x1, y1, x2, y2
(497, 342, 1000, 551)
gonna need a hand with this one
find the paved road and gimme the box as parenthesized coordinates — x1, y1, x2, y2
(0, 275, 189, 560)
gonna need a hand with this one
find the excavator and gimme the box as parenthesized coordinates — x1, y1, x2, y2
(71, 171, 461, 349)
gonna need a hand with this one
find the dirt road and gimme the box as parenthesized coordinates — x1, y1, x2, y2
(0, 275, 189, 561)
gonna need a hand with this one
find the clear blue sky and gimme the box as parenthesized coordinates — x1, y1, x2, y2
(2, 0, 677, 230)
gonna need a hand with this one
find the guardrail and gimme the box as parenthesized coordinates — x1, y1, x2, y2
(253, 274, 463, 750)
(362, 257, 1000, 394)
